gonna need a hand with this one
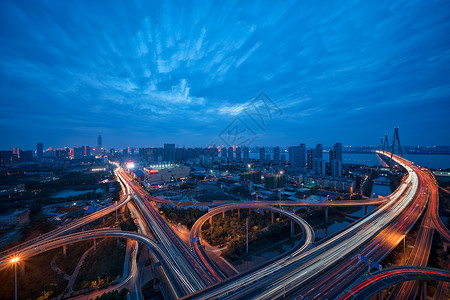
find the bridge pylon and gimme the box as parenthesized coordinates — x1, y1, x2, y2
(389, 127, 403, 166)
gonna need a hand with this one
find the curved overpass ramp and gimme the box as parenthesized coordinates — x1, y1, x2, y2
(336, 267, 450, 300)
(189, 203, 314, 280)
(0, 228, 191, 298)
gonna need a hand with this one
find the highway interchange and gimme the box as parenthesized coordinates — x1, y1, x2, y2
(1, 152, 449, 299)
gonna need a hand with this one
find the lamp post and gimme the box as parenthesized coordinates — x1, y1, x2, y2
(10, 257, 19, 300)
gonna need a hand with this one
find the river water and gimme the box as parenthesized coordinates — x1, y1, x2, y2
(249, 152, 450, 169)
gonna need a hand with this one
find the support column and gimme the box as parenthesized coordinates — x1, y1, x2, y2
(94, 239, 97, 250)
(365, 206, 368, 215)
(271, 211, 274, 224)
(325, 207, 328, 223)
(238, 208, 240, 219)
(63, 245, 67, 257)
(210, 217, 213, 242)
(177, 204, 179, 210)
(222, 211, 225, 218)
(403, 236, 406, 264)
(249, 208, 251, 214)
(422, 281, 427, 300)
(291, 219, 294, 238)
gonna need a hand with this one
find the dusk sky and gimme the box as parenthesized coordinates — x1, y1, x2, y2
(1, 0, 449, 150)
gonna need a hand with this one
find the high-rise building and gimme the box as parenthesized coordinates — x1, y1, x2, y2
(37, 143, 43, 160)
(236, 147, 242, 162)
(84, 146, 91, 156)
(97, 135, 102, 149)
(123, 148, 128, 156)
(259, 147, 265, 164)
(307, 149, 314, 170)
(243, 147, 249, 163)
(334, 143, 343, 161)
(329, 143, 343, 177)
(280, 154, 286, 164)
(299, 144, 306, 166)
(314, 157, 326, 175)
(273, 146, 280, 164)
(289, 145, 306, 168)
(315, 144, 323, 159)
(228, 147, 234, 161)
(164, 144, 175, 162)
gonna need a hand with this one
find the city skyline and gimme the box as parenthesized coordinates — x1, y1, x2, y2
(1, 1, 450, 149)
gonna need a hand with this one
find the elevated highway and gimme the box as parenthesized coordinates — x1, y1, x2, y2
(182, 152, 423, 299)
(0, 228, 188, 299)
(336, 266, 450, 300)
(189, 203, 314, 276)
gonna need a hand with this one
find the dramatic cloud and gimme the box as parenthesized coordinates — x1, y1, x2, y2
(0, 0, 449, 149)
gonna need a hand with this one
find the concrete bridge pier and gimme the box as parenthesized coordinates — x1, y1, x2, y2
(210, 217, 213, 242)
(365, 206, 368, 215)
(63, 245, 67, 257)
(249, 208, 251, 215)
(271, 211, 274, 224)
(238, 208, 240, 218)
(443, 241, 449, 253)
(421, 281, 427, 300)
(222, 211, 225, 218)
(94, 238, 97, 250)
(177, 204, 180, 210)
(325, 207, 329, 223)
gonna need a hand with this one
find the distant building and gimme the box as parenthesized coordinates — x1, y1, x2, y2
(37, 143, 43, 159)
(273, 146, 280, 164)
(0, 209, 30, 228)
(329, 143, 343, 177)
(243, 147, 249, 163)
(307, 149, 314, 170)
(313, 158, 326, 175)
(289, 144, 306, 168)
(97, 135, 102, 149)
(315, 144, 323, 159)
(259, 147, 265, 164)
(0, 183, 25, 196)
(240, 171, 262, 184)
(0, 151, 13, 166)
(164, 144, 175, 162)
(144, 164, 190, 185)
(235, 147, 242, 162)
(280, 154, 286, 164)
(264, 173, 284, 189)
(20, 150, 33, 162)
(228, 147, 234, 161)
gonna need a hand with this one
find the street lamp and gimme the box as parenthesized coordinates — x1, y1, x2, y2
(10, 257, 20, 300)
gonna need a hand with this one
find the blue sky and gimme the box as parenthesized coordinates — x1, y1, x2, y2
(1, 0, 449, 150)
